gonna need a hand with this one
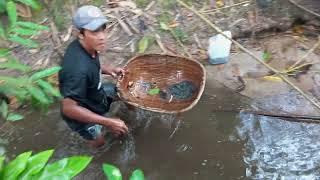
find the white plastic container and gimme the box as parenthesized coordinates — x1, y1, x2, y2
(208, 31, 232, 65)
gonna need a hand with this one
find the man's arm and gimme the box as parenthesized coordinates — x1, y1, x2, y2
(62, 98, 128, 136)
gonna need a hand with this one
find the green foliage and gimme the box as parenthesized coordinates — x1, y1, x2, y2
(0, 58, 31, 72)
(102, 164, 122, 180)
(138, 36, 154, 53)
(0, 150, 92, 180)
(2, 151, 32, 180)
(102, 163, 145, 180)
(129, 169, 145, 180)
(6, 1, 17, 28)
(135, 0, 149, 8)
(0, 66, 62, 121)
(147, 88, 160, 95)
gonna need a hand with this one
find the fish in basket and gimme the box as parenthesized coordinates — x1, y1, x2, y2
(116, 54, 206, 113)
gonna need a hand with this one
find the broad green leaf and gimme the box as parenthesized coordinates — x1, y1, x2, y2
(262, 51, 271, 62)
(6, 113, 24, 121)
(6, 1, 17, 27)
(19, 150, 54, 180)
(26, 85, 50, 104)
(3, 151, 32, 180)
(16, 21, 49, 31)
(138, 36, 151, 53)
(129, 169, 145, 180)
(12, 27, 39, 36)
(0, 48, 10, 57)
(102, 163, 122, 180)
(37, 79, 61, 97)
(30, 66, 61, 81)
(160, 22, 169, 30)
(147, 88, 160, 95)
(8, 34, 39, 48)
(16, 0, 41, 9)
(0, 101, 8, 119)
(37, 156, 92, 179)
(0, 21, 6, 39)
(0, 156, 5, 178)
(0, 58, 31, 72)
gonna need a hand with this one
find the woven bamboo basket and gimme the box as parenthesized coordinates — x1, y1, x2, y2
(117, 54, 206, 113)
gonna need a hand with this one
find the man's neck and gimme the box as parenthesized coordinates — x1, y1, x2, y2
(79, 39, 96, 58)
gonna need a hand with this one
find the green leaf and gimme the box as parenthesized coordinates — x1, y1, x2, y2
(0, 0, 6, 13)
(262, 51, 271, 62)
(0, 101, 8, 119)
(19, 150, 54, 180)
(0, 21, 6, 39)
(0, 156, 4, 177)
(102, 163, 122, 180)
(37, 79, 61, 97)
(12, 27, 39, 36)
(8, 34, 39, 48)
(37, 156, 92, 179)
(129, 169, 145, 180)
(6, 113, 24, 121)
(0, 75, 30, 87)
(3, 151, 32, 180)
(30, 66, 61, 81)
(6, 1, 17, 28)
(160, 22, 169, 30)
(172, 27, 188, 42)
(16, 21, 49, 31)
(147, 88, 160, 95)
(138, 36, 152, 53)
(0, 48, 10, 57)
(16, 0, 41, 10)
(0, 58, 31, 72)
(26, 85, 50, 104)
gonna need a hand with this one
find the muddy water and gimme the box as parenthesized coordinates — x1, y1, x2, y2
(2, 82, 320, 179)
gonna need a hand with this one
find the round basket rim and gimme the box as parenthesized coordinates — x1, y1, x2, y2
(116, 53, 206, 114)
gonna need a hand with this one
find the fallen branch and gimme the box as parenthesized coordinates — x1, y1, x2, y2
(177, 0, 320, 111)
(242, 110, 320, 124)
(288, 0, 320, 18)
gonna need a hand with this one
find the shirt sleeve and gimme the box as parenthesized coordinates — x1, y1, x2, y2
(61, 72, 87, 102)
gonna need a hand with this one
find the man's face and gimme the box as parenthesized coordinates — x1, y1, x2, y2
(82, 25, 107, 52)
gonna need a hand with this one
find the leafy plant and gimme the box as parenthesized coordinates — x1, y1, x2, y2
(0, 60, 61, 121)
(102, 163, 145, 180)
(0, 149, 92, 180)
(138, 36, 154, 53)
(1, 0, 48, 48)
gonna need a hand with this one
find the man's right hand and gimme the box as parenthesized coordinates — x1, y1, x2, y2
(104, 118, 129, 137)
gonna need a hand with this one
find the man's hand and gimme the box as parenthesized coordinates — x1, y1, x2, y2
(111, 67, 125, 79)
(103, 118, 129, 137)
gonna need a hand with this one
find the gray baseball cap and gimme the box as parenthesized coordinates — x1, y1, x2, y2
(73, 5, 108, 31)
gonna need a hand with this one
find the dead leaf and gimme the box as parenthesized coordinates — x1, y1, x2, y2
(16, 3, 32, 18)
(118, 1, 137, 9)
(263, 76, 283, 82)
(216, 0, 224, 7)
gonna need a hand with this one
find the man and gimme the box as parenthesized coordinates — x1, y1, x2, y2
(59, 5, 128, 147)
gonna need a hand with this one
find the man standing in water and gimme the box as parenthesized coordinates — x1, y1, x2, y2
(59, 5, 128, 147)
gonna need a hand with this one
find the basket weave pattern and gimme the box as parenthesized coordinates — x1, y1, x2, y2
(117, 54, 206, 113)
